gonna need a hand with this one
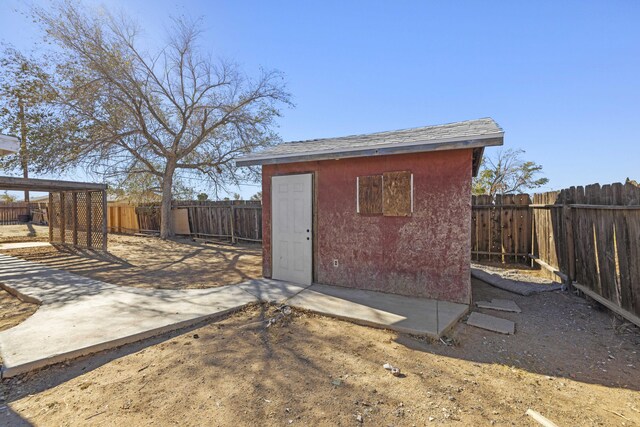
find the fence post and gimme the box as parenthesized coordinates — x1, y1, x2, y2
(563, 204, 576, 286)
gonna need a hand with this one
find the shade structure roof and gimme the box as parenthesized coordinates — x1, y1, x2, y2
(0, 176, 107, 192)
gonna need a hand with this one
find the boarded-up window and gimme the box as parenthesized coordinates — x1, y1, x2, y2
(383, 171, 412, 216)
(357, 175, 383, 215)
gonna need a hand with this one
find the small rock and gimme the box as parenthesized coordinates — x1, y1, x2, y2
(193, 334, 199, 339)
(355, 414, 363, 423)
(429, 416, 435, 422)
(332, 379, 342, 386)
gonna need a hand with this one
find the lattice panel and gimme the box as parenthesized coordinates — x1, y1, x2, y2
(90, 191, 105, 249)
(49, 190, 107, 250)
(49, 193, 62, 242)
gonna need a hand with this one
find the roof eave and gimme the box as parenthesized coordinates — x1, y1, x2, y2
(236, 133, 504, 167)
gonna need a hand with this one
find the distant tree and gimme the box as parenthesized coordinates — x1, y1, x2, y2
(250, 191, 262, 201)
(0, 191, 17, 203)
(32, 1, 290, 238)
(197, 192, 209, 201)
(233, 193, 241, 200)
(473, 149, 548, 197)
(0, 46, 60, 201)
(108, 172, 194, 203)
(626, 177, 639, 187)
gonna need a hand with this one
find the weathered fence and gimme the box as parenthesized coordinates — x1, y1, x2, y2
(107, 200, 263, 243)
(471, 194, 532, 264)
(532, 183, 640, 325)
(0, 202, 33, 224)
(472, 183, 640, 326)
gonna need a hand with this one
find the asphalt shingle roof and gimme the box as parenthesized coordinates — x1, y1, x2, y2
(236, 117, 503, 166)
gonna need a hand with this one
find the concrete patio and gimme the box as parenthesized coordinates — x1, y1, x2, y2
(0, 253, 468, 377)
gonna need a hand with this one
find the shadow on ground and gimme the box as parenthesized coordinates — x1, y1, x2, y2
(395, 278, 640, 391)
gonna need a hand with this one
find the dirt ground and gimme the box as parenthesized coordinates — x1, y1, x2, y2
(0, 289, 38, 334)
(0, 224, 49, 243)
(2, 277, 639, 426)
(1, 233, 262, 289)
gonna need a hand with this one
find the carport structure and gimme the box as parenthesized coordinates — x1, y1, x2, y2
(0, 176, 108, 250)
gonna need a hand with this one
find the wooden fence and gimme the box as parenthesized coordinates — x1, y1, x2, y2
(472, 182, 640, 326)
(471, 194, 532, 264)
(0, 202, 31, 224)
(107, 200, 263, 243)
(532, 183, 640, 326)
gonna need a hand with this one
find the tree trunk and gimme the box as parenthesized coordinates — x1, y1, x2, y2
(159, 161, 176, 239)
(18, 99, 29, 202)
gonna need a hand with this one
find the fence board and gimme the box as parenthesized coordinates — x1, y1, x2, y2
(0, 202, 33, 224)
(107, 200, 263, 243)
(473, 183, 640, 323)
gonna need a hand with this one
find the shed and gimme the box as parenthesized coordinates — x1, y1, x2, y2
(236, 118, 504, 304)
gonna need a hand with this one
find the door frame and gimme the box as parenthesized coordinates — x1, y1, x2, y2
(270, 171, 316, 284)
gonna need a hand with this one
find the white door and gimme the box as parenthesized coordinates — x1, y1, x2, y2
(272, 173, 312, 285)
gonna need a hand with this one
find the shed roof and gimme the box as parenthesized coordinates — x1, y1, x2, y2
(236, 118, 504, 176)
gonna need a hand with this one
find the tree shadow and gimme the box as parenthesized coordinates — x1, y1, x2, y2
(394, 278, 640, 392)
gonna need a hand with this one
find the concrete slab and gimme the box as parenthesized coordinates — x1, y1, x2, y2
(0, 254, 258, 377)
(0, 252, 470, 377)
(475, 298, 522, 313)
(466, 312, 515, 334)
(0, 241, 51, 250)
(288, 283, 468, 337)
(238, 278, 310, 302)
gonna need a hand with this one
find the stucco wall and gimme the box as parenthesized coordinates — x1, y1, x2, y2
(261, 149, 473, 304)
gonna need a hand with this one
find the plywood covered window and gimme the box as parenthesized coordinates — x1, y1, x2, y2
(357, 175, 383, 215)
(357, 171, 413, 217)
(383, 171, 412, 216)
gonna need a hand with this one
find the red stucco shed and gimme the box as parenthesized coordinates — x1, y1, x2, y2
(236, 118, 504, 305)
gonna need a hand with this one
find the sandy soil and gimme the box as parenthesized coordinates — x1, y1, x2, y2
(0, 224, 49, 243)
(2, 279, 639, 426)
(1, 233, 262, 289)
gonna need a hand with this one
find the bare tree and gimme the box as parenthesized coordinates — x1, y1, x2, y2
(35, 1, 290, 238)
(473, 148, 549, 197)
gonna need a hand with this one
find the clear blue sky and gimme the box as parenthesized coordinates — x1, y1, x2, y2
(1, 0, 639, 198)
